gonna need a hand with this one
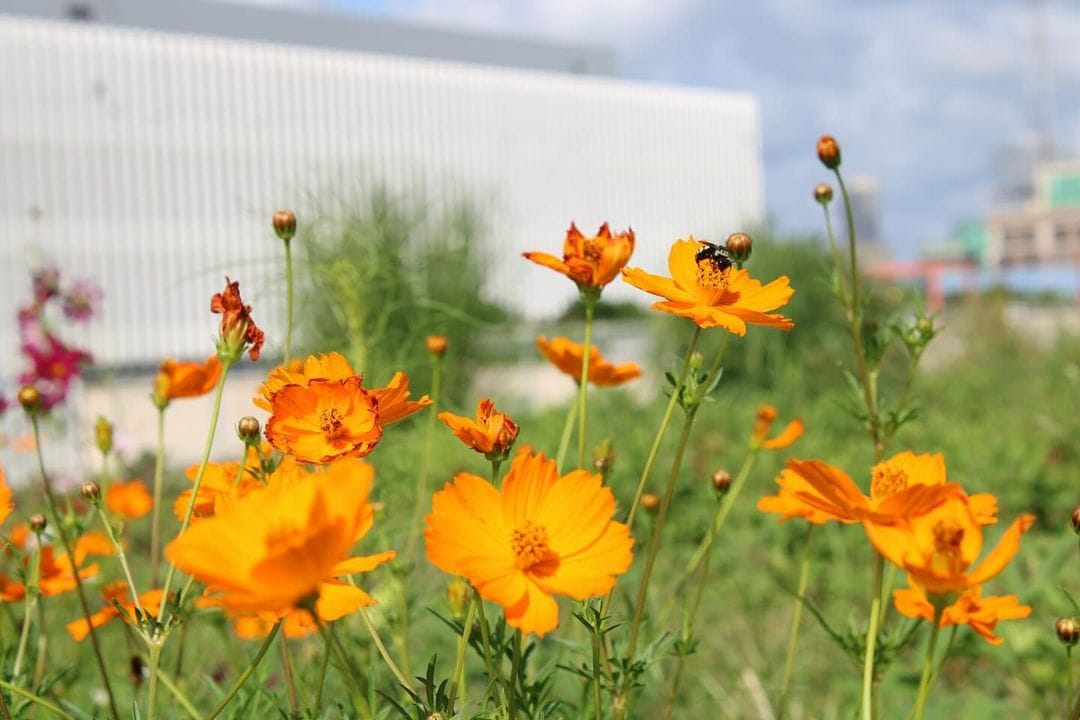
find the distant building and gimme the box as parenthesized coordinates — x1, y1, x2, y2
(985, 160, 1080, 266)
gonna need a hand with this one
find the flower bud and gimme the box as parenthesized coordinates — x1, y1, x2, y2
(1071, 505, 1080, 534)
(81, 480, 102, 503)
(689, 352, 704, 371)
(446, 579, 470, 620)
(712, 469, 733, 494)
(1056, 617, 1080, 647)
(813, 183, 834, 205)
(725, 232, 753, 264)
(237, 416, 262, 444)
(641, 493, 661, 514)
(817, 135, 841, 169)
(592, 439, 615, 474)
(17, 385, 41, 414)
(426, 335, 448, 357)
(95, 416, 114, 455)
(28, 513, 47, 533)
(272, 210, 297, 242)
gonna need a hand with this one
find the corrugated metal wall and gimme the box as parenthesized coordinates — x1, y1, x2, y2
(0, 14, 763, 377)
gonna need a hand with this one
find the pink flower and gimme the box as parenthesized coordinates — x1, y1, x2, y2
(32, 267, 61, 303)
(62, 281, 102, 323)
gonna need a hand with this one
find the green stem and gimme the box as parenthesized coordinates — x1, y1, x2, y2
(279, 631, 300, 714)
(406, 357, 441, 560)
(150, 405, 166, 587)
(821, 202, 846, 305)
(1070, 646, 1075, 718)
(680, 448, 758, 579)
(0, 680, 74, 720)
(861, 553, 884, 720)
(591, 605, 603, 720)
(554, 393, 578, 474)
(206, 621, 281, 720)
(313, 620, 334, 711)
(284, 238, 294, 364)
(473, 589, 502, 707)
(449, 593, 479, 711)
(0, 681, 10, 720)
(159, 360, 234, 621)
(93, 505, 143, 616)
(491, 459, 503, 485)
(146, 643, 162, 720)
(777, 525, 815, 719)
(576, 295, 596, 469)
(142, 651, 200, 720)
(360, 608, 412, 690)
(911, 613, 944, 720)
(30, 418, 120, 720)
(12, 540, 41, 677)
(507, 630, 523, 720)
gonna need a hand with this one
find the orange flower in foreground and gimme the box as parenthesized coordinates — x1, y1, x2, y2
(106, 480, 153, 520)
(751, 405, 804, 450)
(523, 222, 635, 291)
(864, 491, 1035, 596)
(893, 583, 1030, 645)
(152, 356, 222, 406)
(622, 238, 794, 335)
(536, 336, 641, 387)
(425, 451, 634, 636)
(166, 457, 391, 614)
(211, 277, 264, 362)
(438, 398, 519, 460)
(66, 581, 165, 641)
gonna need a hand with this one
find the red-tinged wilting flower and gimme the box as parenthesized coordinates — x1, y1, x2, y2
(153, 356, 223, 407)
(536, 336, 641, 387)
(757, 452, 997, 526)
(173, 445, 267, 522)
(438, 398, 519, 461)
(166, 457, 392, 614)
(750, 404, 804, 450)
(893, 583, 1030, 645)
(66, 581, 165, 641)
(32, 267, 61, 304)
(523, 222, 635, 293)
(864, 492, 1035, 596)
(0, 532, 113, 602)
(211, 277, 264, 362)
(622, 238, 794, 335)
(61, 280, 103, 323)
(105, 480, 153, 520)
(425, 450, 634, 636)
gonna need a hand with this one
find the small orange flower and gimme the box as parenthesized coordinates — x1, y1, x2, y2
(166, 457, 391, 614)
(893, 583, 1030, 645)
(622, 238, 794, 335)
(438, 399, 519, 460)
(523, 222, 635, 292)
(751, 404, 803, 450)
(173, 449, 265, 523)
(66, 581, 165, 641)
(106, 480, 153, 520)
(0, 533, 112, 602)
(425, 451, 634, 636)
(536, 336, 641, 387)
(211, 277, 264, 362)
(0, 467, 12, 526)
(153, 356, 222, 406)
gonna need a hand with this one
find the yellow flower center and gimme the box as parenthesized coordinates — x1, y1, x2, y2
(511, 521, 552, 570)
(929, 519, 964, 574)
(870, 464, 909, 501)
(320, 408, 345, 440)
(581, 238, 605, 263)
(696, 258, 730, 290)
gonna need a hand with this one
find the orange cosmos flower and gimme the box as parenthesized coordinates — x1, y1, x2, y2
(863, 491, 1035, 596)
(621, 238, 794, 335)
(893, 583, 1030, 645)
(66, 581, 165, 641)
(211, 277, 264, 362)
(425, 451, 634, 636)
(166, 457, 391, 614)
(438, 398, 519, 460)
(0, 533, 112, 602)
(152, 356, 222, 406)
(106, 480, 153, 519)
(536, 336, 641, 387)
(0, 467, 12, 526)
(523, 222, 635, 292)
(751, 405, 804, 450)
(173, 449, 266, 523)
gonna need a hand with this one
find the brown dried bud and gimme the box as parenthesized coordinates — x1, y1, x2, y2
(237, 416, 262, 443)
(17, 385, 41, 413)
(813, 183, 834, 204)
(1056, 618, 1080, 647)
(641, 493, 661, 514)
(712, 469, 733, 494)
(81, 480, 102, 503)
(725, 232, 753, 263)
(28, 513, 47, 533)
(817, 135, 841, 169)
(95, 416, 114, 455)
(426, 335, 448, 357)
(1071, 505, 1080, 534)
(272, 210, 297, 241)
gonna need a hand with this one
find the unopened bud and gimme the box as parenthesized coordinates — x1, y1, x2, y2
(725, 232, 753, 264)
(272, 210, 297, 241)
(446, 579, 470, 620)
(592, 439, 615, 474)
(688, 352, 704, 371)
(426, 714, 446, 720)
(426, 335, 448, 357)
(1071, 505, 1080, 534)
(28, 514, 47, 533)
(95, 416, 114, 455)
(817, 135, 841, 169)
(813, 183, 834, 204)
(712, 470, 733, 494)
(237, 416, 261, 444)
(17, 385, 41, 414)
(1057, 618, 1080, 647)
(81, 481, 102, 503)
(641, 493, 661, 514)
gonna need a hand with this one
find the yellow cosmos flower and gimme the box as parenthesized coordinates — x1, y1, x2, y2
(425, 451, 634, 636)
(535, 336, 641, 386)
(893, 583, 1030, 645)
(105, 480, 153, 520)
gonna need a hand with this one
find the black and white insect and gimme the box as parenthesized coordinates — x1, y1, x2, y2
(694, 240, 733, 273)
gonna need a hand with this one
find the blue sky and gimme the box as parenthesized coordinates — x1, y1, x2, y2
(251, 0, 1080, 261)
